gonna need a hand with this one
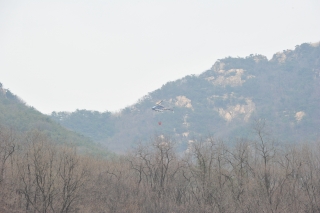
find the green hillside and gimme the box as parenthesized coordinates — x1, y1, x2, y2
(0, 84, 110, 155)
(51, 42, 320, 152)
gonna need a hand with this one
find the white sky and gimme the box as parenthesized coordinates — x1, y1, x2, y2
(1, 0, 320, 114)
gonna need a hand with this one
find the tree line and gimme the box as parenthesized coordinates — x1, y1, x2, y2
(1, 123, 320, 213)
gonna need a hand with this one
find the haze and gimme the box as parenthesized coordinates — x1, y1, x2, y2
(1, 0, 319, 114)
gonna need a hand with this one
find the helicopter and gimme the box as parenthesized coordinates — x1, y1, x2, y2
(152, 100, 174, 112)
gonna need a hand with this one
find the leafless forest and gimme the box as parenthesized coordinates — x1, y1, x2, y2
(1, 124, 320, 213)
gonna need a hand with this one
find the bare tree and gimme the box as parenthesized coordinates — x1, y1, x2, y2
(0, 126, 16, 212)
(16, 131, 59, 212)
(56, 146, 90, 213)
(16, 131, 90, 213)
(0, 126, 15, 185)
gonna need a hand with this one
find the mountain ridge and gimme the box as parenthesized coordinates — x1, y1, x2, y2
(8, 41, 319, 152)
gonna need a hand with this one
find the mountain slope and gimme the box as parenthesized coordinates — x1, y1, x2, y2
(51, 42, 320, 152)
(0, 84, 109, 155)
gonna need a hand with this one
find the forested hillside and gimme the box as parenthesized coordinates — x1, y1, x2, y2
(0, 84, 109, 155)
(1, 126, 320, 212)
(51, 42, 320, 152)
(1, 42, 320, 212)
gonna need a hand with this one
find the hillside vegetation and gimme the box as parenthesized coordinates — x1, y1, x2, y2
(51, 42, 320, 152)
(0, 84, 109, 155)
(1, 125, 320, 212)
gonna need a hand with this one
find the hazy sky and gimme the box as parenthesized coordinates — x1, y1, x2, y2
(1, 0, 319, 114)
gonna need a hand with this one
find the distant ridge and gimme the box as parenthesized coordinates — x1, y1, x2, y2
(46, 41, 319, 151)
